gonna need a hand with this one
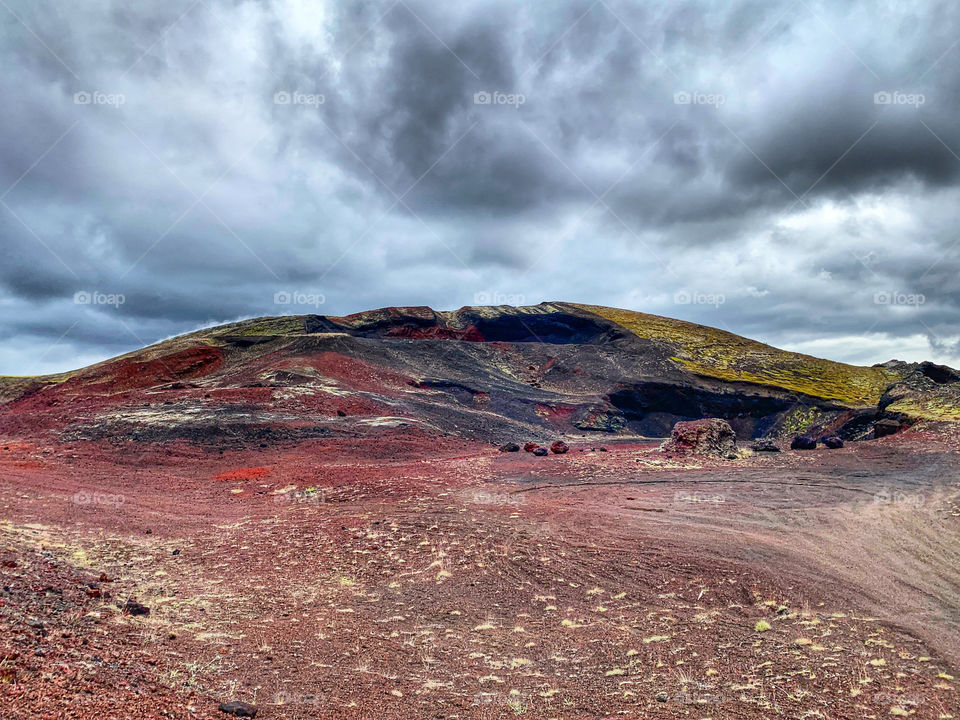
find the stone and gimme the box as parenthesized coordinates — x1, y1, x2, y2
(550, 441, 569, 454)
(750, 439, 780, 452)
(874, 419, 901, 438)
(532, 447, 548, 456)
(790, 436, 817, 450)
(218, 701, 258, 718)
(660, 419, 737, 457)
(498, 442, 520, 452)
(523, 442, 539, 453)
(123, 599, 150, 616)
(821, 436, 844, 449)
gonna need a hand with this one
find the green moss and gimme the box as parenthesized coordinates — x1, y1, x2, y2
(210, 316, 307, 337)
(576, 304, 900, 407)
(885, 397, 960, 422)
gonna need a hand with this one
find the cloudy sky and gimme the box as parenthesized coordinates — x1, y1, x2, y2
(1, 0, 958, 374)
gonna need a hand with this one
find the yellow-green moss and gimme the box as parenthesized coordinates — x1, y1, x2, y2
(575, 304, 900, 407)
(885, 397, 960, 422)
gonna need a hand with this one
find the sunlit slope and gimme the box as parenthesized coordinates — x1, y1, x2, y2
(573, 304, 902, 407)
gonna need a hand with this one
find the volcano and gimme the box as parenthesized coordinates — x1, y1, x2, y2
(2, 304, 959, 719)
(2, 302, 954, 450)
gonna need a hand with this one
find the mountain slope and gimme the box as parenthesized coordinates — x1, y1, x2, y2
(1, 303, 954, 449)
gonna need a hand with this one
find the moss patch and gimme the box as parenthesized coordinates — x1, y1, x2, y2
(575, 304, 901, 407)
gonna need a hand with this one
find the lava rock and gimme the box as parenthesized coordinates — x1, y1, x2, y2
(218, 701, 258, 718)
(498, 442, 520, 453)
(523, 442, 539, 453)
(874, 419, 901, 438)
(336, 409, 347, 417)
(750, 439, 781, 453)
(790, 436, 817, 450)
(550, 441, 569, 454)
(661, 418, 737, 457)
(123, 599, 150, 616)
(532, 447, 548, 456)
(821, 436, 844, 449)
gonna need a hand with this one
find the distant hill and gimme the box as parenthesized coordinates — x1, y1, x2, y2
(2, 303, 957, 447)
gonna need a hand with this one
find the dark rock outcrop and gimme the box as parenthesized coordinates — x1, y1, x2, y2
(874, 419, 901, 438)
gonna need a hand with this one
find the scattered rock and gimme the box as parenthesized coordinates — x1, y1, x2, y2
(874, 418, 901, 438)
(123, 599, 150, 616)
(655, 692, 669, 702)
(750, 439, 780, 453)
(532, 447, 548, 456)
(790, 436, 817, 450)
(550, 441, 569, 454)
(661, 419, 737, 457)
(336, 409, 347, 417)
(172, 549, 180, 556)
(218, 701, 258, 718)
(821, 436, 844, 449)
(523, 442, 539, 453)
(498, 442, 520, 453)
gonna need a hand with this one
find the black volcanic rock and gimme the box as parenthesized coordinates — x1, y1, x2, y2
(790, 436, 817, 450)
(821, 436, 844, 449)
(532, 447, 548, 456)
(218, 701, 258, 718)
(498, 442, 520, 452)
(751, 439, 781, 452)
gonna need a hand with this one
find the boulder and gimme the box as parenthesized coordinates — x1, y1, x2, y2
(790, 436, 817, 450)
(874, 419, 901, 438)
(523, 442, 539, 453)
(750, 439, 780, 453)
(218, 701, 258, 718)
(661, 419, 737, 457)
(550, 441, 569, 454)
(821, 436, 844, 449)
(532, 447, 548, 456)
(498, 442, 520, 452)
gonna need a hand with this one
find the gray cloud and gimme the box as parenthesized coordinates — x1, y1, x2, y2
(1, 0, 959, 374)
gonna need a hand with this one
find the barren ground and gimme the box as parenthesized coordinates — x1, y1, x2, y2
(2, 429, 959, 719)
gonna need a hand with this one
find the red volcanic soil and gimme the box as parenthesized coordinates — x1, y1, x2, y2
(2, 427, 960, 719)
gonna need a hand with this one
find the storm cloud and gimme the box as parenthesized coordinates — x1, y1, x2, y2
(1, 0, 958, 374)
